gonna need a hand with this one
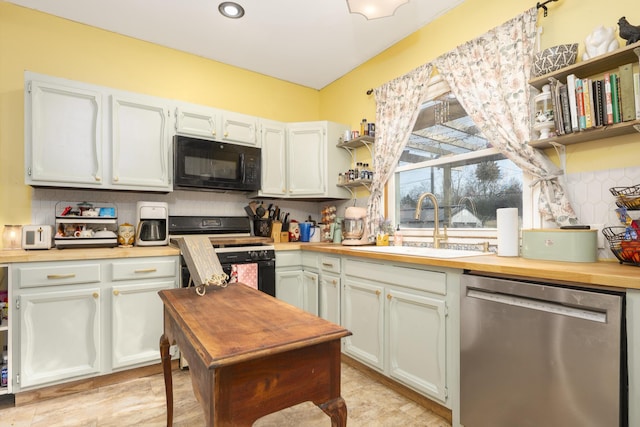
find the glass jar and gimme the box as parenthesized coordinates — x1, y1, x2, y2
(533, 84, 556, 139)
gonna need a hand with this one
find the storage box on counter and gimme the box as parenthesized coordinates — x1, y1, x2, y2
(521, 228, 597, 262)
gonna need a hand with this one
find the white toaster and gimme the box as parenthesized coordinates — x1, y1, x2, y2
(22, 225, 53, 250)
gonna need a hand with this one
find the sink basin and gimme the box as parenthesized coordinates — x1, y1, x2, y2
(349, 245, 492, 259)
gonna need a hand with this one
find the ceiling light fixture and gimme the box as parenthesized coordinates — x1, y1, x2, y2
(218, 2, 245, 19)
(346, 0, 409, 20)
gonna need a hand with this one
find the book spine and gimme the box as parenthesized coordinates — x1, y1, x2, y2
(566, 74, 579, 131)
(583, 78, 593, 129)
(611, 73, 621, 123)
(576, 78, 586, 129)
(634, 72, 640, 120)
(619, 63, 636, 121)
(551, 79, 564, 135)
(559, 84, 573, 133)
(604, 73, 613, 125)
(592, 80, 602, 127)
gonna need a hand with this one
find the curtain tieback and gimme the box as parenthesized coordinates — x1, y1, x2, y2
(529, 171, 563, 187)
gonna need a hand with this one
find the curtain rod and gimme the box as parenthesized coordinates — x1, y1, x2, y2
(536, 0, 558, 17)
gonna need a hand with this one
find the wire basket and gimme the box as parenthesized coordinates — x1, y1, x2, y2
(609, 185, 640, 209)
(602, 226, 640, 266)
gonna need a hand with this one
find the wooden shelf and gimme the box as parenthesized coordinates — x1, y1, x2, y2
(336, 135, 374, 149)
(338, 179, 373, 189)
(529, 119, 640, 148)
(529, 41, 640, 90)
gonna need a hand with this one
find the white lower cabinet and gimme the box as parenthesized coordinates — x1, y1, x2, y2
(11, 256, 178, 391)
(342, 257, 450, 404)
(19, 286, 101, 389)
(111, 280, 174, 369)
(275, 251, 318, 314)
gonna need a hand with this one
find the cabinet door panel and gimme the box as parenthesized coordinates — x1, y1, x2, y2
(111, 281, 174, 369)
(275, 270, 304, 310)
(19, 288, 100, 388)
(28, 81, 103, 185)
(175, 106, 217, 139)
(111, 96, 170, 189)
(287, 126, 325, 196)
(221, 111, 259, 146)
(260, 120, 287, 196)
(342, 278, 384, 370)
(388, 288, 447, 402)
(302, 271, 318, 315)
(319, 273, 340, 325)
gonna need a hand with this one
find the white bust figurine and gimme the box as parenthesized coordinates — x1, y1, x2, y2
(583, 25, 619, 60)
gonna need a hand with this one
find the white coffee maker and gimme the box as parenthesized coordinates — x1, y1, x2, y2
(135, 201, 169, 246)
(341, 206, 369, 245)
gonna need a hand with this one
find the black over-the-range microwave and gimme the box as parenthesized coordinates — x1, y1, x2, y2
(173, 135, 261, 192)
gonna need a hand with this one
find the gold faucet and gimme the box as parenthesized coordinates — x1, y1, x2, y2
(414, 192, 448, 249)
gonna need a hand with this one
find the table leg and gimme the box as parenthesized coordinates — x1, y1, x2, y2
(160, 334, 173, 427)
(318, 396, 347, 427)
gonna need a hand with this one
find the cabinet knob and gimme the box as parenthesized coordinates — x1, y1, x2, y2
(113, 290, 120, 296)
(375, 290, 381, 296)
(113, 176, 119, 182)
(224, 132, 229, 137)
(212, 130, 216, 136)
(94, 175, 101, 182)
(311, 276, 317, 281)
(332, 279, 337, 286)
(387, 294, 392, 300)
(93, 292, 99, 299)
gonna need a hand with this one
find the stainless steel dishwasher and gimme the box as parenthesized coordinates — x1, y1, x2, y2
(460, 272, 627, 427)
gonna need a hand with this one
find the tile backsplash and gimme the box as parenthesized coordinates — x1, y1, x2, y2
(565, 166, 640, 260)
(31, 188, 352, 230)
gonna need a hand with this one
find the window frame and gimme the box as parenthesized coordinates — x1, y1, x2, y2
(384, 75, 536, 239)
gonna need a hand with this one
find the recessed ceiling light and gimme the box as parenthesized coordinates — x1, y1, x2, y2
(218, 2, 245, 19)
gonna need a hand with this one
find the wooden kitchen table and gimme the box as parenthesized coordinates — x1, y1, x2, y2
(159, 284, 351, 426)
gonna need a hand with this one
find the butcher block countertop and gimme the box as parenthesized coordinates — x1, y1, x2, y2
(275, 242, 640, 291)
(0, 245, 180, 263)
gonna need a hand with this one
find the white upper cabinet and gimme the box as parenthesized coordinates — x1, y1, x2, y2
(259, 119, 287, 197)
(24, 72, 171, 192)
(175, 104, 218, 139)
(26, 80, 104, 187)
(175, 103, 259, 147)
(220, 111, 259, 146)
(258, 120, 351, 199)
(111, 94, 171, 191)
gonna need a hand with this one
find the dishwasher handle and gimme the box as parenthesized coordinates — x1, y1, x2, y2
(466, 288, 607, 323)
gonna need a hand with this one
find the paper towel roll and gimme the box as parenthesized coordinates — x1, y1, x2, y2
(497, 208, 519, 256)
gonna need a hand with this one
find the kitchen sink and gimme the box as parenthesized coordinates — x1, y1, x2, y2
(349, 245, 493, 259)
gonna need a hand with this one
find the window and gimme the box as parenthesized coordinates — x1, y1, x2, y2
(386, 78, 524, 234)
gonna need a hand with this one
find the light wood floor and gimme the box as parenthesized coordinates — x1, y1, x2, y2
(0, 363, 451, 426)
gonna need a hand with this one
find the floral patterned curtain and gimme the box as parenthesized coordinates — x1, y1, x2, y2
(434, 7, 577, 225)
(367, 63, 433, 239)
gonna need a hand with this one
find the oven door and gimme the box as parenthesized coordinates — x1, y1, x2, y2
(180, 258, 275, 297)
(173, 135, 261, 191)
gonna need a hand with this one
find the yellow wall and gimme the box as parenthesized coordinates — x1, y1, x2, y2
(0, 2, 320, 228)
(2, 0, 639, 229)
(320, 0, 640, 173)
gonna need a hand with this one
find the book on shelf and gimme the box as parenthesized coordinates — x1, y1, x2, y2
(604, 73, 613, 125)
(565, 74, 579, 131)
(619, 63, 636, 121)
(583, 77, 593, 129)
(592, 79, 603, 127)
(575, 78, 586, 129)
(549, 78, 565, 135)
(611, 73, 621, 123)
(634, 72, 640, 120)
(559, 83, 573, 134)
